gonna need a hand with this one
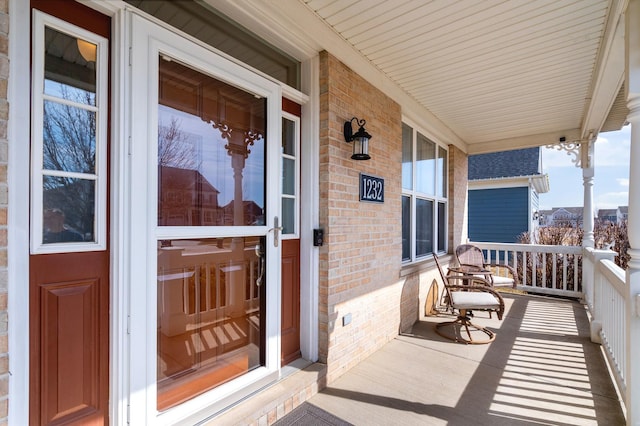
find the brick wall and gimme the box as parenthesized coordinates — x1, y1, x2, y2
(318, 51, 407, 383)
(449, 144, 468, 249)
(0, 0, 8, 422)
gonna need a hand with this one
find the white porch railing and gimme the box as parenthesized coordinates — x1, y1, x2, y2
(471, 242, 630, 421)
(583, 248, 627, 410)
(471, 242, 583, 298)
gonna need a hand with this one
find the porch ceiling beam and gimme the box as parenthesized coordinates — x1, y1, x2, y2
(580, 0, 627, 139)
(212, 0, 468, 152)
(467, 128, 581, 155)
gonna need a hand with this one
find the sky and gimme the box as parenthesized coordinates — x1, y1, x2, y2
(539, 125, 631, 212)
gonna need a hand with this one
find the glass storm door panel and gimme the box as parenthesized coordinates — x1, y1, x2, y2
(156, 58, 268, 410)
(129, 15, 281, 423)
(157, 59, 266, 228)
(156, 236, 264, 410)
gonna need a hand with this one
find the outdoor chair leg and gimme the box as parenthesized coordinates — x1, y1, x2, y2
(434, 309, 496, 344)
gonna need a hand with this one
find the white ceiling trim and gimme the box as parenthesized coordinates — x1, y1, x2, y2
(468, 128, 582, 155)
(216, 0, 468, 151)
(212, 0, 627, 155)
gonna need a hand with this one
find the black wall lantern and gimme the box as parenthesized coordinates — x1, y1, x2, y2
(343, 117, 371, 160)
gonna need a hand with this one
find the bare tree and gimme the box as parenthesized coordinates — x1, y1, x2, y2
(158, 117, 199, 169)
(43, 89, 96, 173)
(42, 87, 96, 237)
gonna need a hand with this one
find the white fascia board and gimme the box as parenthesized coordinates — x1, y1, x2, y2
(469, 174, 549, 193)
(468, 176, 531, 190)
(581, 0, 626, 138)
(213, 0, 467, 152)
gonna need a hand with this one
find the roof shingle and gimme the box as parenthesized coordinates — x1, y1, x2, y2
(468, 147, 541, 180)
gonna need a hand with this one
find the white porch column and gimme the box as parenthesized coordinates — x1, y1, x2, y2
(625, 0, 640, 424)
(582, 140, 595, 248)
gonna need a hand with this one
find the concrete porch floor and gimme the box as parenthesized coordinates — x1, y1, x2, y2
(305, 293, 626, 425)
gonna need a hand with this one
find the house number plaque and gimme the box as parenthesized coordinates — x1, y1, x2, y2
(359, 173, 384, 203)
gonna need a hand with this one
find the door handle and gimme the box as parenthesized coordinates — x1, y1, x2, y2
(269, 216, 283, 247)
(255, 243, 265, 287)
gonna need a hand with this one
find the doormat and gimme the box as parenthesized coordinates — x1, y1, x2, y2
(273, 402, 353, 426)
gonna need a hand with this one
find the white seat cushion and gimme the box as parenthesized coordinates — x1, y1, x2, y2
(491, 275, 514, 286)
(451, 291, 500, 310)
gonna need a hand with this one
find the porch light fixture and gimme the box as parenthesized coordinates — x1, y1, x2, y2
(344, 117, 371, 160)
(77, 38, 97, 62)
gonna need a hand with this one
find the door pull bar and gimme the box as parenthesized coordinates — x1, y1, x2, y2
(268, 216, 283, 247)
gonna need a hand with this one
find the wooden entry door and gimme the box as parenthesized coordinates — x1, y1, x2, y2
(281, 100, 301, 365)
(28, 2, 110, 424)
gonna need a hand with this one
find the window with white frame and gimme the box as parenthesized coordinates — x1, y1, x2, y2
(30, 12, 108, 254)
(402, 122, 448, 262)
(281, 113, 300, 237)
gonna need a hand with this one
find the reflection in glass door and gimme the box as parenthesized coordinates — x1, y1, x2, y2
(156, 58, 268, 410)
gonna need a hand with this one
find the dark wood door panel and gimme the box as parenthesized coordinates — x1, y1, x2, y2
(30, 252, 109, 426)
(40, 279, 99, 423)
(281, 239, 300, 365)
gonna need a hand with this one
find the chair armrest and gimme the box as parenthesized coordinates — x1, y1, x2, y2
(446, 275, 492, 287)
(484, 262, 520, 286)
(445, 284, 504, 298)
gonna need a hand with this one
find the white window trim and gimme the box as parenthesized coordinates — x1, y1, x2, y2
(402, 119, 449, 263)
(281, 111, 301, 240)
(9, 1, 32, 424)
(30, 11, 109, 254)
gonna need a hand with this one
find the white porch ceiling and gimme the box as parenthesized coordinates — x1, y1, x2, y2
(215, 0, 628, 154)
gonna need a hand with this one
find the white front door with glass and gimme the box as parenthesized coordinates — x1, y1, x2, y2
(128, 15, 281, 424)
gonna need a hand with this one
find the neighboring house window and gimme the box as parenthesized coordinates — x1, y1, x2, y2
(401, 122, 448, 262)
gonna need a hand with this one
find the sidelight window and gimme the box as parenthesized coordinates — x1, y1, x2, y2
(281, 114, 300, 237)
(30, 13, 108, 254)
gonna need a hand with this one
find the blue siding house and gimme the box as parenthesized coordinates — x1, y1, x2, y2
(468, 147, 549, 243)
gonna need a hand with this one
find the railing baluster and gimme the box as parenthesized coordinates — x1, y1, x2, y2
(196, 266, 202, 314)
(542, 253, 547, 288)
(216, 263, 222, 308)
(552, 253, 557, 290)
(183, 268, 190, 314)
(532, 250, 537, 287)
(522, 251, 527, 287)
(562, 254, 568, 288)
(205, 263, 211, 311)
(575, 255, 579, 291)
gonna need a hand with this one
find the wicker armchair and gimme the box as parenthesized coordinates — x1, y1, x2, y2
(433, 253, 504, 344)
(455, 244, 519, 289)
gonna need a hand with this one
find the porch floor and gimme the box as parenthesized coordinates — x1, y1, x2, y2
(303, 293, 625, 425)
